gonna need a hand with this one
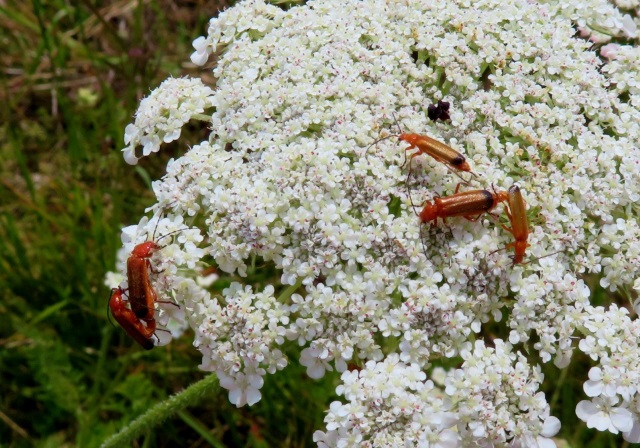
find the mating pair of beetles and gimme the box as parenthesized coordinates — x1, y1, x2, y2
(376, 117, 530, 265)
(109, 230, 181, 350)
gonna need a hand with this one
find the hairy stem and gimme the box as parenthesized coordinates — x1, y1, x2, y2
(100, 374, 220, 448)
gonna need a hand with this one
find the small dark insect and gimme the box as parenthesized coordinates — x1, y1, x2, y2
(427, 100, 451, 122)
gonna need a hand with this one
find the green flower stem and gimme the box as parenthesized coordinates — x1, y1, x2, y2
(100, 374, 220, 448)
(278, 276, 304, 302)
(549, 364, 569, 411)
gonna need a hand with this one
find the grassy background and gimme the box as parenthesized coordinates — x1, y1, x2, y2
(0, 1, 334, 447)
(0, 1, 629, 447)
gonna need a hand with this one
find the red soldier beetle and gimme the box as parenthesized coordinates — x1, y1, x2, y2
(499, 184, 529, 264)
(400, 133, 475, 179)
(490, 185, 562, 265)
(419, 186, 508, 226)
(127, 218, 188, 320)
(109, 288, 155, 350)
(416, 185, 508, 259)
(364, 113, 478, 184)
(127, 240, 162, 320)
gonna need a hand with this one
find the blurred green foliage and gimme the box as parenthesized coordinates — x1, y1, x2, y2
(0, 1, 335, 446)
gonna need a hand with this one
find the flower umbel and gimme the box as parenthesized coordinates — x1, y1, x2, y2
(122, 77, 215, 164)
(113, 0, 640, 445)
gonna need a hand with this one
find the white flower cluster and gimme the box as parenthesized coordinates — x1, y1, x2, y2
(444, 341, 559, 447)
(542, 0, 639, 43)
(313, 354, 459, 448)
(601, 44, 640, 109)
(314, 342, 560, 448)
(196, 282, 290, 406)
(575, 304, 640, 441)
(113, 0, 640, 445)
(190, 0, 283, 65)
(121, 77, 215, 164)
(612, 0, 640, 12)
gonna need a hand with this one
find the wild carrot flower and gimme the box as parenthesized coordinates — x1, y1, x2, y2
(111, 0, 640, 445)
